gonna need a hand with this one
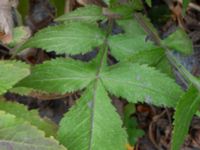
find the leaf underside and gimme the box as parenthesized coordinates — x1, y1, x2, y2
(0, 111, 66, 150)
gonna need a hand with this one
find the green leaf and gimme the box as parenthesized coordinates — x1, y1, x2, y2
(145, 0, 152, 7)
(58, 81, 127, 150)
(182, 0, 190, 15)
(101, 63, 183, 107)
(0, 111, 66, 150)
(134, 14, 192, 54)
(50, 0, 65, 17)
(17, 58, 96, 94)
(126, 48, 164, 65)
(172, 86, 200, 150)
(155, 57, 173, 77)
(124, 104, 144, 145)
(0, 99, 57, 137)
(56, 5, 105, 23)
(108, 20, 172, 74)
(8, 26, 30, 48)
(108, 19, 164, 64)
(108, 33, 161, 62)
(20, 22, 105, 55)
(9, 87, 35, 96)
(131, 0, 144, 11)
(0, 61, 30, 95)
(109, 4, 134, 19)
(117, 19, 146, 35)
(163, 29, 193, 55)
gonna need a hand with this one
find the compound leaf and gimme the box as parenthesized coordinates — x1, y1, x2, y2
(56, 5, 105, 23)
(0, 61, 30, 95)
(0, 99, 57, 137)
(101, 63, 183, 107)
(58, 81, 127, 150)
(172, 86, 200, 150)
(20, 22, 105, 55)
(0, 111, 66, 150)
(17, 58, 96, 94)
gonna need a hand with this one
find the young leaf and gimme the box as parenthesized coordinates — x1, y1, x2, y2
(0, 60, 30, 95)
(56, 5, 105, 23)
(17, 58, 96, 94)
(20, 22, 105, 55)
(171, 86, 200, 150)
(162, 29, 193, 55)
(0, 99, 57, 137)
(101, 63, 183, 107)
(58, 81, 127, 150)
(0, 111, 66, 150)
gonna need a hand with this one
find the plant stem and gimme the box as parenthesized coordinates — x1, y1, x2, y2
(134, 13, 200, 92)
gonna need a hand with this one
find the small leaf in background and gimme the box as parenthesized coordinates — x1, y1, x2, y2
(0, 99, 57, 137)
(101, 63, 183, 107)
(20, 22, 105, 55)
(124, 104, 144, 146)
(109, 4, 135, 19)
(17, 0, 29, 21)
(58, 81, 127, 150)
(17, 58, 96, 94)
(162, 28, 193, 55)
(8, 26, 31, 48)
(182, 0, 190, 15)
(171, 86, 200, 150)
(117, 19, 146, 35)
(145, 0, 152, 7)
(0, 110, 66, 150)
(0, 60, 30, 95)
(56, 5, 105, 23)
(49, 0, 65, 17)
(131, 0, 144, 11)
